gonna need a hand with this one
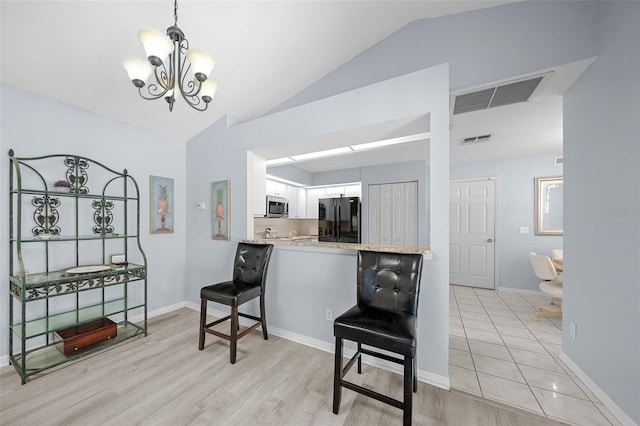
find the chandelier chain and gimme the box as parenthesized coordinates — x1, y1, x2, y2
(174, 0, 178, 26)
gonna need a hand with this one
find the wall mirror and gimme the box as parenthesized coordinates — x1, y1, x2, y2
(535, 176, 563, 235)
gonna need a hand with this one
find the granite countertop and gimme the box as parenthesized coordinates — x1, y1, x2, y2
(245, 237, 431, 255)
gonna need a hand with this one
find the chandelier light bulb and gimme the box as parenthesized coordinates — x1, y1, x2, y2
(122, 57, 153, 87)
(138, 28, 174, 65)
(186, 48, 216, 81)
(200, 79, 218, 103)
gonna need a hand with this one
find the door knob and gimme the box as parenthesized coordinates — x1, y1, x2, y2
(487, 238, 493, 242)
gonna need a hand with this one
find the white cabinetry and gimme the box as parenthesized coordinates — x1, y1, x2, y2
(286, 185, 306, 218)
(266, 179, 287, 197)
(266, 179, 307, 218)
(344, 184, 362, 197)
(368, 181, 417, 246)
(304, 184, 362, 219)
(305, 187, 326, 219)
(324, 184, 361, 198)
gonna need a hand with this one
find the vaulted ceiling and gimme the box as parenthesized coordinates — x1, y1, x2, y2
(2, 1, 588, 171)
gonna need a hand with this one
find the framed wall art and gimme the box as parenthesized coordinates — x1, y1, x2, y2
(150, 175, 174, 234)
(212, 180, 230, 240)
(534, 175, 563, 236)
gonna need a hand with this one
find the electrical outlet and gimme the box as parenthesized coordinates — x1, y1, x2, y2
(569, 321, 577, 339)
(196, 202, 206, 210)
(519, 227, 529, 234)
(325, 308, 332, 321)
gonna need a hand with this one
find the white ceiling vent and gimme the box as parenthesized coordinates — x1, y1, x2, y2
(453, 75, 547, 115)
(460, 134, 492, 145)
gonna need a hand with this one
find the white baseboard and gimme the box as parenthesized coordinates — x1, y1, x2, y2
(1, 300, 450, 391)
(559, 351, 636, 426)
(496, 286, 546, 296)
(189, 302, 450, 391)
(128, 301, 189, 323)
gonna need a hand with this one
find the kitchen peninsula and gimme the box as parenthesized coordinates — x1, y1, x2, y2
(250, 215, 429, 253)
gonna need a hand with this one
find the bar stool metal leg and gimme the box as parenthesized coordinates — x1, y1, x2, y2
(260, 294, 268, 340)
(333, 337, 343, 414)
(404, 356, 413, 426)
(198, 298, 207, 350)
(230, 306, 238, 364)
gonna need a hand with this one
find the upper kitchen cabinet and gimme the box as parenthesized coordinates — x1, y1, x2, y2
(324, 184, 361, 198)
(305, 184, 362, 219)
(344, 184, 362, 197)
(287, 185, 306, 218)
(305, 187, 326, 219)
(266, 179, 287, 197)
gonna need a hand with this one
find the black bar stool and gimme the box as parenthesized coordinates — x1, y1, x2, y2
(198, 242, 274, 364)
(333, 250, 424, 426)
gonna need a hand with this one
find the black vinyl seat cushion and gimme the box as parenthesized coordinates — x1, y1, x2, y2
(334, 306, 416, 357)
(200, 281, 262, 307)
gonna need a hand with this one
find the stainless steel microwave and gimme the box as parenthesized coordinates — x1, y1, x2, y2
(266, 196, 288, 218)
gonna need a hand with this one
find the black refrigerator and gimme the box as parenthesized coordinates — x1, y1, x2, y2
(318, 197, 361, 243)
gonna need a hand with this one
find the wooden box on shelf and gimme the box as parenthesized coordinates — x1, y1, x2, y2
(55, 318, 117, 356)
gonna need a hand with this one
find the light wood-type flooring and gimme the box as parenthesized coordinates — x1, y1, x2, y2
(0, 308, 565, 425)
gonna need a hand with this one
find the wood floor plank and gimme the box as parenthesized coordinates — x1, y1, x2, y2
(0, 308, 565, 425)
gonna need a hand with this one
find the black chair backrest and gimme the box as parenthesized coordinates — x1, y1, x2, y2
(357, 250, 424, 315)
(232, 243, 274, 289)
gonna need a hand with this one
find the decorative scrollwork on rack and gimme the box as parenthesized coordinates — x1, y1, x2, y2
(22, 268, 147, 301)
(64, 156, 90, 194)
(92, 199, 115, 235)
(31, 196, 61, 236)
(9, 282, 21, 298)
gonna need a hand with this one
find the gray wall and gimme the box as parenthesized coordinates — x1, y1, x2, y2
(270, 1, 636, 421)
(451, 154, 564, 292)
(563, 2, 640, 423)
(0, 86, 187, 359)
(186, 66, 451, 380)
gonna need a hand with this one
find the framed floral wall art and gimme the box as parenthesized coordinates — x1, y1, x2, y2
(150, 175, 174, 234)
(212, 180, 230, 240)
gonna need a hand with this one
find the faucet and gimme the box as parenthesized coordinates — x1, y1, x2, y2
(262, 228, 272, 239)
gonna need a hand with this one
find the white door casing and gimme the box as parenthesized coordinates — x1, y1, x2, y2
(450, 179, 496, 289)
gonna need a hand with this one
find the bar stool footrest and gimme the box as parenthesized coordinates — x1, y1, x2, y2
(341, 379, 404, 409)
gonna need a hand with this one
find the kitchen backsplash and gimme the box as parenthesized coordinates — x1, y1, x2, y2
(254, 218, 318, 239)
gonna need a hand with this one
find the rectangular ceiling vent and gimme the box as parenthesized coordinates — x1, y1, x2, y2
(453, 75, 545, 115)
(460, 134, 492, 145)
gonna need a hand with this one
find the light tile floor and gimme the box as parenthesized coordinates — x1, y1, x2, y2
(449, 285, 621, 426)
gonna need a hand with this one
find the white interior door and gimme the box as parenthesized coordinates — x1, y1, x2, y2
(450, 179, 496, 289)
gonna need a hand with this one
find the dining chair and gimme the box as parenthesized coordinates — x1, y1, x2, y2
(528, 251, 563, 320)
(198, 242, 274, 363)
(333, 250, 424, 426)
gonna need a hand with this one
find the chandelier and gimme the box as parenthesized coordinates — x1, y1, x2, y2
(122, 0, 217, 112)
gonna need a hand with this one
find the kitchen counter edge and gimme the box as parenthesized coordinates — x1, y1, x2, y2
(243, 239, 431, 258)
